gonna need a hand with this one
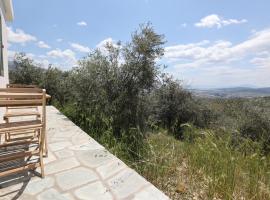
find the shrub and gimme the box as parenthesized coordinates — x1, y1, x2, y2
(240, 112, 270, 154)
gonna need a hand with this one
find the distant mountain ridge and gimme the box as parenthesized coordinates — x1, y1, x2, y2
(190, 87, 270, 98)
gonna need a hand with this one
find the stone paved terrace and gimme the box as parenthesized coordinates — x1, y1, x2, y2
(0, 106, 169, 200)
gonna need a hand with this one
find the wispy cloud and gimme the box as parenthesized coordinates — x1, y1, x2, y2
(56, 38, 63, 42)
(96, 37, 119, 53)
(47, 48, 77, 69)
(195, 14, 247, 28)
(37, 41, 51, 49)
(47, 48, 76, 61)
(7, 27, 37, 44)
(77, 21, 87, 26)
(70, 42, 90, 53)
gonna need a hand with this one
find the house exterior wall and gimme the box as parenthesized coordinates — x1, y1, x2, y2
(0, 4, 9, 88)
(0, 0, 13, 88)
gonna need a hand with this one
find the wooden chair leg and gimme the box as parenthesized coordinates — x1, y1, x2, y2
(4, 118, 10, 142)
(40, 150, 45, 178)
(39, 129, 45, 178)
(5, 132, 8, 141)
(44, 130, 48, 157)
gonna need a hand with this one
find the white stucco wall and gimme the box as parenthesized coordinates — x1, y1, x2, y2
(0, 1, 10, 88)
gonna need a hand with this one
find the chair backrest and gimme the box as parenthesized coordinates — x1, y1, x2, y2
(0, 89, 45, 106)
(0, 87, 43, 93)
(0, 89, 47, 123)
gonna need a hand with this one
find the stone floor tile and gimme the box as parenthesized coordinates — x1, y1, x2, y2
(55, 149, 74, 159)
(132, 185, 170, 200)
(71, 133, 91, 145)
(45, 157, 80, 175)
(49, 141, 73, 152)
(74, 181, 113, 200)
(62, 193, 76, 200)
(96, 159, 126, 180)
(76, 149, 114, 168)
(37, 188, 66, 200)
(55, 167, 99, 191)
(43, 151, 57, 165)
(69, 141, 104, 151)
(107, 168, 149, 199)
(24, 177, 55, 195)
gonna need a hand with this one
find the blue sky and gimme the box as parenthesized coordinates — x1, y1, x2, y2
(7, 0, 270, 88)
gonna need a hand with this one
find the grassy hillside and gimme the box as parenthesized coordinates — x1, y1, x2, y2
(117, 97, 270, 200)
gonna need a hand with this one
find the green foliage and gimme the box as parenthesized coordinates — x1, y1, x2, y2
(9, 53, 44, 85)
(42, 66, 72, 106)
(239, 112, 270, 154)
(204, 98, 270, 155)
(181, 123, 205, 143)
(67, 24, 165, 161)
(153, 75, 214, 138)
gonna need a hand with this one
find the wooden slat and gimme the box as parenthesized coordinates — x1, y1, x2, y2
(0, 162, 40, 178)
(0, 120, 42, 132)
(0, 88, 43, 93)
(0, 93, 43, 98)
(8, 135, 36, 141)
(0, 139, 39, 148)
(4, 110, 41, 118)
(0, 99, 43, 107)
(7, 131, 36, 136)
(7, 106, 38, 109)
(0, 128, 38, 136)
(7, 84, 38, 88)
(0, 150, 39, 162)
(2, 127, 38, 134)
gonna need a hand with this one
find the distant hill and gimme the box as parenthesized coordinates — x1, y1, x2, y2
(191, 87, 270, 98)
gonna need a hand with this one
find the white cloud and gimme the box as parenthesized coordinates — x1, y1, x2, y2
(96, 37, 120, 54)
(165, 28, 270, 68)
(70, 42, 90, 53)
(36, 59, 50, 67)
(56, 38, 63, 42)
(9, 49, 77, 69)
(96, 38, 116, 48)
(77, 21, 87, 26)
(7, 27, 37, 44)
(47, 49, 76, 60)
(47, 48, 77, 68)
(37, 41, 51, 49)
(195, 14, 247, 28)
(164, 28, 270, 87)
(250, 51, 270, 69)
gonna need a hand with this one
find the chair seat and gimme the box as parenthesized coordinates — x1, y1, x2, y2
(4, 110, 41, 119)
(0, 120, 42, 133)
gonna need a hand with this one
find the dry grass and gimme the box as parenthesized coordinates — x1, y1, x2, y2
(129, 131, 270, 200)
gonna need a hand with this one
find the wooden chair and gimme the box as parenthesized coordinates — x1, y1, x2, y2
(0, 87, 48, 157)
(0, 89, 47, 178)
